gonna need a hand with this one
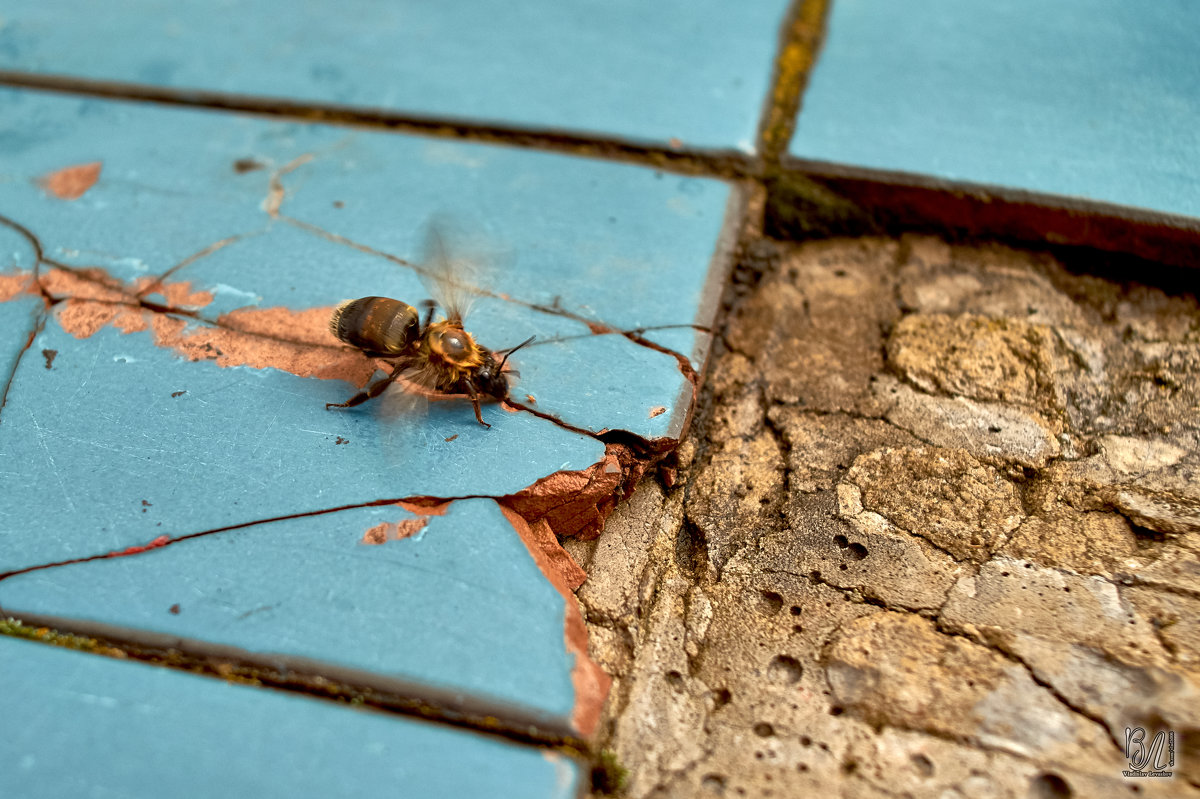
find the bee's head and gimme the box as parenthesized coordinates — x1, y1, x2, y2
(475, 361, 511, 400)
(480, 335, 535, 401)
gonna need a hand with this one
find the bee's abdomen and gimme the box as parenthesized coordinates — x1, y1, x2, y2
(330, 296, 420, 356)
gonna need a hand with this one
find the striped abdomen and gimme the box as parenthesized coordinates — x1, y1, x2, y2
(329, 296, 420, 356)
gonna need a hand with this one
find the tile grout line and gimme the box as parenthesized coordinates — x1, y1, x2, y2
(756, 0, 833, 170)
(0, 70, 762, 181)
(0, 615, 592, 757)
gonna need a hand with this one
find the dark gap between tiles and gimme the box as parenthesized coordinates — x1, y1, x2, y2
(0, 616, 591, 755)
(0, 70, 761, 181)
(768, 162, 1200, 271)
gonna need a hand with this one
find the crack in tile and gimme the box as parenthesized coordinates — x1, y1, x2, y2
(134, 227, 272, 300)
(0, 309, 47, 428)
(0, 214, 47, 268)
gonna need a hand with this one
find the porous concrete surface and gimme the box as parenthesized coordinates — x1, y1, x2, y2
(566, 236, 1200, 798)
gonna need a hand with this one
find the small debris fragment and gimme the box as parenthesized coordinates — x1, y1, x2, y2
(106, 535, 171, 558)
(38, 161, 102, 200)
(335, 436, 349, 445)
(171, 390, 186, 398)
(232, 157, 266, 173)
(444, 434, 458, 442)
(361, 518, 428, 545)
(649, 406, 666, 418)
(41, 349, 57, 370)
(140, 500, 152, 513)
(525, 394, 537, 404)
(332, 200, 344, 209)
(168, 604, 180, 615)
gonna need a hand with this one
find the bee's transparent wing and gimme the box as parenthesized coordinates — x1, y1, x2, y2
(373, 360, 437, 435)
(417, 216, 493, 324)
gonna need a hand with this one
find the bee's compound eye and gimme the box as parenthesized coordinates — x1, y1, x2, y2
(441, 331, 467, 358)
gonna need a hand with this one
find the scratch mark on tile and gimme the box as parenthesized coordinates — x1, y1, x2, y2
(235, 604, 277, 620)
(27, 410, 77, 514)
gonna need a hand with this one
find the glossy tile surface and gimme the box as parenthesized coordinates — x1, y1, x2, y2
(791, 0, 1200, 217)
(0, 636, 582, 799)
(0, 0, 791, 152)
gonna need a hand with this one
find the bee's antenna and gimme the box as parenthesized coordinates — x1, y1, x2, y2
(497, 335, 535, 370)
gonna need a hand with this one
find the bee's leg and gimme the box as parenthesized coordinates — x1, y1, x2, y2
(466, 384, 491, 428)
(326, 368, 402, 410)
(419, 300, 437, 332)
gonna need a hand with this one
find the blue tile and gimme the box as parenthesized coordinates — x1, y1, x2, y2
(1, 500, 594, 734)
(0, 636, 582, 799)
(791, 0, 1200, 218)
(1, 0, 791, 152)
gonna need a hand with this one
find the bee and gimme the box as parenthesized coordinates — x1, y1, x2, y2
(325, 222, 533, 428)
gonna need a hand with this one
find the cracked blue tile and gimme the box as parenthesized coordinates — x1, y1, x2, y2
(1, 0, 791, 152)
(0, 636, 582, 799)
(790, 0, 1200, 218)
(0, 311, 604, 573)
(0, 500, 596, 735)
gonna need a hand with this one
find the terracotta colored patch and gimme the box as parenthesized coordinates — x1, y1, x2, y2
(136, 276, 214, 309)
(38, 161, 102, 200)
(649, 405, 666, 418)
(362, 523, 390, 545)
(220, 306, 342, 349)
(40, 266, 137, 303)
(500, 505, 610, 739)
(55, 300, 379, 387)
(503, 443, 648, 540)
(361, 518, 428, 545)
(396, 498, 452, 516)
(0, 271, 35, 302)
